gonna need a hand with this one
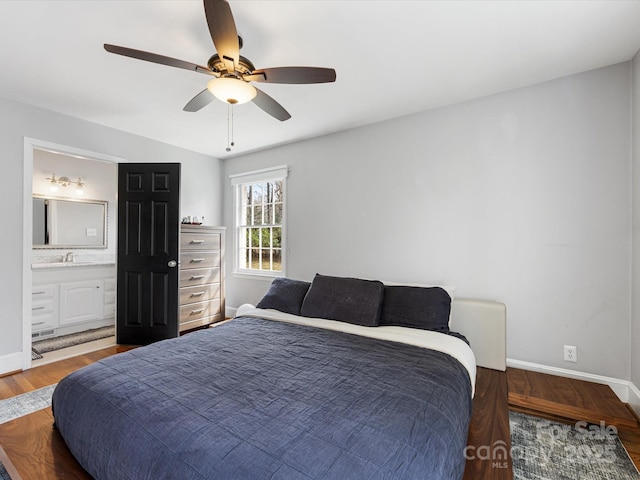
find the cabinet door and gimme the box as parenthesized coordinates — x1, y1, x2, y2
(59, 281, 104, 326)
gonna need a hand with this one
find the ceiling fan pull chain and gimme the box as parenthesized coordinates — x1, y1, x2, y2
(225, 103, 236, 152)
(231, 103, 235, 148)
(226, 103, 232, 152)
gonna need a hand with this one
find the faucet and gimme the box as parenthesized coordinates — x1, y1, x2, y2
(64, 252, 74, 263)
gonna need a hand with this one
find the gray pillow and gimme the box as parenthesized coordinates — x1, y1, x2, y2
(380, 285, 451, 332)
(256, 277, 311, 315)
(300, 274, 384, 327)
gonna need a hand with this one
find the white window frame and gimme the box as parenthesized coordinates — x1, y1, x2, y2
(231, 165, 288, 278)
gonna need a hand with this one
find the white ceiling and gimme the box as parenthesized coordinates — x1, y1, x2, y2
(1, 1, 639, 159)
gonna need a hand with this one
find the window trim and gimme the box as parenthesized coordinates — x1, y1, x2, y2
(231, 165, 288, 278)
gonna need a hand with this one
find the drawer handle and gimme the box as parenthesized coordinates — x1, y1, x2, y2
(190, 258, 205, 263)
(190, 309, 204, 315)
(33, 321, 45, 326)
(32, 306, 46, 311)
(33, 291, 46, 295)
(189, 275, 205, 280)
(190, 239, 205, 244)
(190, 292, 205, 297)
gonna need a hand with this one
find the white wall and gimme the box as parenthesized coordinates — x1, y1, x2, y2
(631, 49, 640, 406)
(0, 95, 223, 373)
(224, 62, 632, 381)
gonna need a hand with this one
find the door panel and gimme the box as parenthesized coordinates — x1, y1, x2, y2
(125, 201, 143, 255)
(152, 201, 169, 255)
(117, 163, 180, 344)
(150, 271, 169, 327)
(123, 271, 143, 327)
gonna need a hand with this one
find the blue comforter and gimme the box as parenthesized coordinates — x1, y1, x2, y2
(52, 317, 473, 479)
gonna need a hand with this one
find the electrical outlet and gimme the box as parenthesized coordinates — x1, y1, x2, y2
(564, 345, 577, 363)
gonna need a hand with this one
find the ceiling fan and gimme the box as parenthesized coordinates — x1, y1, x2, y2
(104, 0, 336, 122)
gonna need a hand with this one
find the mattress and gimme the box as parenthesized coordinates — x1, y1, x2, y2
(52, 315, 474, 479)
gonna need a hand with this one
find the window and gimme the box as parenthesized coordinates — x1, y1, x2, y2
(231, 166, 288, 276)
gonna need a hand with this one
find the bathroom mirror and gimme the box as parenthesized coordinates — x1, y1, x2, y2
(32, 195, 108, 249)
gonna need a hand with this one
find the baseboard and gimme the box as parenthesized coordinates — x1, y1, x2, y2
(226, 306, 238, 318)
(0, 352, 24, 377)
(628, 381, 640, 416)
(507, 358, 634, 405)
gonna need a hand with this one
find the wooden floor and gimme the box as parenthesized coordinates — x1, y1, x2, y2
(464, 368, 513, 479)
(0, 347, 135, 479)
(1, 352, 639, 479)
(508, 367, 640, 472)
(0, 346, 134, 400)
(0, 350, 513, 479)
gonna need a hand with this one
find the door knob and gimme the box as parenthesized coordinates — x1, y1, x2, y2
(168, 260, 177, 268)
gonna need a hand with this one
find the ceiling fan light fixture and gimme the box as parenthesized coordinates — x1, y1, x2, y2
(207, 78, 256, 105)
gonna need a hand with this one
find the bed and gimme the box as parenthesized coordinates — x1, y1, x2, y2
(51, 274, 506, 480)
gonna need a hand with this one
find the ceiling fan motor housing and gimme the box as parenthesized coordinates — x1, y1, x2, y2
(207, 54, 255, 77)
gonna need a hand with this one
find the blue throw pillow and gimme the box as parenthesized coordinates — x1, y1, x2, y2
(256, 277, 311, 315)
(380, 285, 451, 332)
(300, 274, 384, 327)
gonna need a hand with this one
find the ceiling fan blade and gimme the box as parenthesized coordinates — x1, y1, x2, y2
(252, 88, 291, 121)
(183, 89, 215, 112)
(203, 0, 239, 73)
(244, 67, 336, 84)
(104, 44, 215, 76)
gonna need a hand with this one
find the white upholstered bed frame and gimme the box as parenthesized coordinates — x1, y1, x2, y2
(237, 297, 506, 372)
(451, 298, 506, 371)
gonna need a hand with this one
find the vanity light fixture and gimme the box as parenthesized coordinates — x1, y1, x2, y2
(46, 174, 85, 196)
(75, 178, 85, 196)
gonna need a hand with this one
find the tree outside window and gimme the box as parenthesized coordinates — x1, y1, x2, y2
(233, 167, 287, 276)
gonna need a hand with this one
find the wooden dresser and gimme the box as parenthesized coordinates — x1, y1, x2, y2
(179, 225, 225, 332)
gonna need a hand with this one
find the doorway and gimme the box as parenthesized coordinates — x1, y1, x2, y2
(22, 138, 126, 370)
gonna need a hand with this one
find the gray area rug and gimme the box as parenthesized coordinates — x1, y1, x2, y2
(0, 384, 56, 425)
(0, 384, 57, 478)
(510, 410, 640, 479)
(32, 325, 115, 354)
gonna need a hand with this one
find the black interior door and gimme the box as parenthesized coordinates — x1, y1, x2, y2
(117, 163, 181, 345)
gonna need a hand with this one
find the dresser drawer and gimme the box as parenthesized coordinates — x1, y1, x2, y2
(179, 298, 221, 324)
(180, 267, 220, 286)
(180, 252, 220, 269)
(181, 232, 221, 251)
(179, 283, 221, 305)
(179, 315, 224, 332)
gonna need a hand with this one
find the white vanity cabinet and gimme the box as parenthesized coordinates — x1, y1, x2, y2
(32, 263, 115, 338)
